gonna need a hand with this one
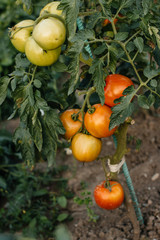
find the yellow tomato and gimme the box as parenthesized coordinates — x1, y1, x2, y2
(32, 17, 66, 50)
(25, 36, 61, 66)
(71, 133, 102, 162)
(10, 19, 34, 52)
(40, 1, 64, 18)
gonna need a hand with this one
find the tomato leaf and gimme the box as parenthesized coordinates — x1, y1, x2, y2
(30, 117, 43, 152)
(58, 0, 80, 40)
(42, 109, 65, 167)
(138, 94, 155, 109)
(134, 37, 144, 53)
(114, 32, 129, 41)
(86, 12, 102, 29)
(110, 91, 136, 130)
(57, 213, 69, 222)
(13, 124, 35, 168)
(57, 196, 67, 208)
(0, 76, 10, 105)
(54, 224, 72, 240)
(89, 59, 105, 104)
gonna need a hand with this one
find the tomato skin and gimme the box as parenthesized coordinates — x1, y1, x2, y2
(94, 181, 124, 210)
(25, 36, 61, 66)
(71, 133, 102, 162)
(32, 17, 66, 50)
(40, 1, 63, 17)
(10, 20, 34, 53)
(84, 104, 117, 138)
(60, 109, 82, 140)
(104, 74, 134, 107)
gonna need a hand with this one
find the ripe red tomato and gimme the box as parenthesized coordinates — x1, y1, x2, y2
(104, 74, 134, 107)
(71, 133, 102, 162)
(94, 180, 124, 210)
(60, 109, 82, 140)
(102, 18, 118, 27)
(84, 104, 117, 138)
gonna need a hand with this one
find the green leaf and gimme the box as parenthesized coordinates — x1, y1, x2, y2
(15, 53, 30, 68)
(33, 189, 48, 197)
(150, 79, 157, 88)
(57, 213, 69, 222)
(86, 12, 102, 29)
(138, 94, 155, 109)
(114, 32, 128, 41)
(0, 176, 7, 189)
(35, 91, 50, 112)
(134, 37, 144, 53)
(72, 29, 95, 42)
(26, 84, 35, 106)
(126, 42, 135, 52)
(0, 76, 10, 105)
(30, 118, 43, 152)
(33, 79, 42, 88)
(59, 0, 80, 40)
(68, 54, 80, 95)
(89, 59, 105, 104)
(122, 0, 133, 8)
(110, 92, 136, 130)
(51, 61, 68, 72)
(94, 43, 107, 55)
(143, 66, 160, 79)
(54, 224, 72, 240)
(13, 124, 35, 167)
(57, 196, 67, 208)
(42, 110, 65, 167)
(142, 0, 150, 15)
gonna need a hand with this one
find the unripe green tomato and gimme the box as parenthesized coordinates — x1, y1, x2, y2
(40, 1, 65, 18)
(10, 20, 34, 52)
(25, 36, 61, 66)
(32, 17, 66, 50)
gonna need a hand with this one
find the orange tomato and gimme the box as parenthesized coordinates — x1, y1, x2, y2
(104, 74, 134, 107)
(94, 180, 124, 210)
(84, 104, 117, 138)
(60, 109, 82, 140)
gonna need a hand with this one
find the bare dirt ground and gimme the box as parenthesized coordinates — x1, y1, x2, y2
(62, 109, 160, 240)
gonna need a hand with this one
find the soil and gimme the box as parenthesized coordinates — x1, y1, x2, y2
(62, 109, 160, 240)
(1, 109, 160, 240)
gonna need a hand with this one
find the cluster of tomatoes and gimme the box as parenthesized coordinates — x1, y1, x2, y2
(10, 1, 66, 66)
(60, 74, 133, 210)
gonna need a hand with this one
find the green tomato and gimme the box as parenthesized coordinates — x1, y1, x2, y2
(10, 20, 34, 52)
(25, 36, 61, 66)
(32, 17, 66, 50)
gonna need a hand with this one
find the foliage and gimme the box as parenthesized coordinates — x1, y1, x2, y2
(0, 130, 73, 239)
(74, 181, 99, 222)
(0, 0, 160, 167)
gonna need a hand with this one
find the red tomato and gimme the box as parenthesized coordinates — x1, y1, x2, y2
(84, 104, 117, 138)
(102, 18, 118, 27)
(94, 180, 124, 210)
(104, 74, 134, 107)
(71, 133, 102, 162)
(102, 14, 123, 27)
(60, 109, 82, 140)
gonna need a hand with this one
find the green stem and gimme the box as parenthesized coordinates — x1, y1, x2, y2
(78, 11, 97, 16)
(111, 21, 117, 35)
(81, 87, 96, 127)
(125, 30, 141, 46)
(30, 65, 37, 84)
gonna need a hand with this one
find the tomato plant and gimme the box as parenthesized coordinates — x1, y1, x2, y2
(71, 133, 102, 162)
(60, 109, 82, 140)
(94, 180, 124, 210)
(104, 74, 134, 107)
(1, 0, 160, 237)
(84, 103, 117, 138)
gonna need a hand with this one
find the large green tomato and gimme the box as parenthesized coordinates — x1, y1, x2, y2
(40, 1, 64, 18)
(25, 36, 61, 66)
(10, 20, 34, 53)
(32, 17, 66, 50)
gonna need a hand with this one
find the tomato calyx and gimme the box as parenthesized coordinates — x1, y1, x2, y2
(71, 111, 81, 122)
(87, 106, 95, 114)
